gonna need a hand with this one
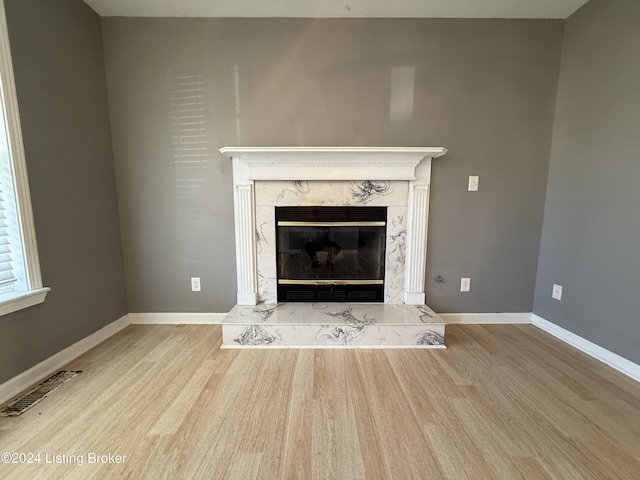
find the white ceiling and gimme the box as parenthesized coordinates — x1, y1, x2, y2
(82, 0, 590, 19)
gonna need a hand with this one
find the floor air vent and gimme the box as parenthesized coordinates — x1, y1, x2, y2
(0, 370, 81, 417)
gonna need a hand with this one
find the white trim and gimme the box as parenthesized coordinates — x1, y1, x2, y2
(129, 312, 227, 324)
(404, 184, 429, 304)
(440, 312, 532, 324)
(0, 314, 130, 405)
(0, 0, 49, 314)
(0, 287, 50, 316)
(219, 146, 447, 181)
(234, 184, 257, 306)
(237, 292, 258, 306)
(441, 312, 640, 382)
(403, 292, 426, 305)
(0, 0, 44, 290)
(532, 314, 640, 383)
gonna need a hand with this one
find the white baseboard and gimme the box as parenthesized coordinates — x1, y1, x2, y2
(532, 314, 640, 383)
(0, 314, 131, 405)
(129, 312, 227, 324)
(439, 312, 532, 324)
(4, 311, 635, 407)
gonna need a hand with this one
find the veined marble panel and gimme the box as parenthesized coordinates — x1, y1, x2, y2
(254, 180, 409, 303)
(222, 324, 445, 348)
(255, 205, 277, 303)
(221, 303, 444, 348)
(223, 302, 442, 325)
(254, 180, 409, 207)
(385, 206, 407, 303)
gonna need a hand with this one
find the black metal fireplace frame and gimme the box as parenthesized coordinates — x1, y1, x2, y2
(275, 206, 387, 302)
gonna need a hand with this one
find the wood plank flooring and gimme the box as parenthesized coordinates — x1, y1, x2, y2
(1, 324, 639, 479)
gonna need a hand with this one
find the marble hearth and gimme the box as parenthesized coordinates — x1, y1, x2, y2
(223, 303, 445, 348)
(219, 147, 447, 348)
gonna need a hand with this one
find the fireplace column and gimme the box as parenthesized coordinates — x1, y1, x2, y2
(234, 183, 258, 305)
(404, 184, 430, 304)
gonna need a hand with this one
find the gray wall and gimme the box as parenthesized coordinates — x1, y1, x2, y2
(101, 18, 563, 313)
(534, 0, 640, 364)
(0, 0, 127, 384)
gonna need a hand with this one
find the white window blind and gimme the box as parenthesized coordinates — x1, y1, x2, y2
(0, 182, 18, 289)
(0, 95, 20, 292)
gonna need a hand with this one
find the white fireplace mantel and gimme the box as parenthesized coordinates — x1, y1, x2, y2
(219, 146, 446, 182)
(220, 146, 447, 306)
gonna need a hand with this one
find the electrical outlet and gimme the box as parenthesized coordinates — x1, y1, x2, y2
(552, 283, 562, 300)
(468, 175, 479, 192)
(191, 277, 201, 292)
(460, 277, 471, 292)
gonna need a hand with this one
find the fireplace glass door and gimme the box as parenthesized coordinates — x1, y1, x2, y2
(276, 206, 386, 302)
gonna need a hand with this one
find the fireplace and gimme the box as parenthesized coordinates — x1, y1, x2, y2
(219, 147, 447, 306)
(276, 206, 387, 302)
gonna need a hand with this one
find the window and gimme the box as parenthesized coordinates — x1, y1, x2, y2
(0, 0, 49, 315)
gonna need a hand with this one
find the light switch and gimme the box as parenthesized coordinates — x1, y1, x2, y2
(468, 176, 479, 192)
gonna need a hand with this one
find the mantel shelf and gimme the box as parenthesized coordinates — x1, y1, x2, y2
(219, 146, 447, 181)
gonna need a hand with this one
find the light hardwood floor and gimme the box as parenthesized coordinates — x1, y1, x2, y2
(1, 324, 639, 479)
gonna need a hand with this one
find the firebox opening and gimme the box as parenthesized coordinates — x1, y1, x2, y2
(276, 206, 387, 302)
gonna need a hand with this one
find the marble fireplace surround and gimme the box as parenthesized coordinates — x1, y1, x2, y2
(219, 147, 447, 306)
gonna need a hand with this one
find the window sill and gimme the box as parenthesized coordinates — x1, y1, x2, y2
(0, 287, 50, 316)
